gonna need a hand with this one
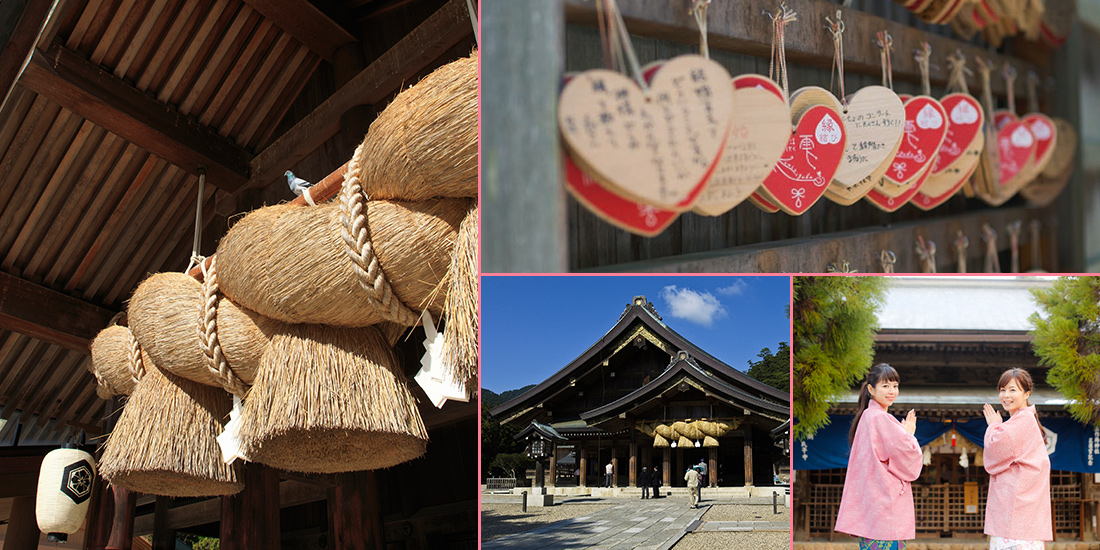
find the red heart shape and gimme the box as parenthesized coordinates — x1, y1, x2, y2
(884, 97, 948, 185)
(994, 111, 1017, 131)
(760, 105, 846, 215)
(1023, 114, 1056, 166)
(997, 120, 1037, 186)
(912, 161, 980, 211)
(864, 161, 935, 212)
(933, 94, 983, 173)
(563, 152, 678, 236)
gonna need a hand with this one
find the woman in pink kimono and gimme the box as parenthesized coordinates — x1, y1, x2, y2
(835, 363, 923, 550)
(982, 368, 1052, 550)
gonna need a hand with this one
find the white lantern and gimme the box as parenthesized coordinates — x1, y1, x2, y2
(36, 445, 96, 542)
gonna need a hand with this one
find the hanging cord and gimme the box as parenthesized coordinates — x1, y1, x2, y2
(915, 42, 932, 97)
(880, 250, 897, 273)
(127, 327, 146, 384)
(185, 168, 207, 274)
(826, 11, 847, 108)
(340, 142, 420, 327)
(1003, 63, 1017, 114)
(954, 231, 969, 273)
(916, 236, 937, 273)
(1026, 71, 1040, 113)
(982, 223, 1001, 273)
(766, 3, 797, 102)
(1029, 219, 1043, 271)
(606, 0, 646, 90)
(465, 0, 479, 49)
(1006, 220, 1022, 273)
(826, 261, 857, 273)
(875, 31, 894, 90)
(198, 257, 249, 398)
(690, 0, 711, 59)
(946, 51, 972, 95)
(976, 57, 996, 123)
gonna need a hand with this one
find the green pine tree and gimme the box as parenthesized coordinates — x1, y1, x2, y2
(1030, 276, 1100, 425)
(793, 276, 889, 440)
(746, 342, 790, 392)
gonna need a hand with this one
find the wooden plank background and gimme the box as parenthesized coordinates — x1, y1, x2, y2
(536, 0, 1073, 272)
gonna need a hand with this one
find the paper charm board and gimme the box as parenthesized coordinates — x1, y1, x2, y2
(1019, 113, 1058, 178)
(558, 55, 735, 210)
(882, 95, 949, 192)
(996, 120, 1038, 197)
(819, 87, 906, 205)
(912, 160, 981, 211)
(864, 157, 935, 212)
(564, 152, 679, 236)
(920, 93, 986, 200)
(692, 77, 790, 216)
(759, 100, 847, 215)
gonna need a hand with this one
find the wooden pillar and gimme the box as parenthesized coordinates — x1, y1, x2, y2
(744, 425, 754, 487)
(221, 463, 280, 550)
(548, 449, 557, 487)
(330, 470, 386, 550)
(629, 441, 637, 487)
(662, 447, 671, 487)
(611, 451, 618, 488)
(483, 0, 567, 271)
(85, 476, 113, 550)
(534, 459, 545, 487)
(152, 496, 174, 550)
(709, 447, 718, 488)
(579, 445, 587, 488)
(106, 485, 136, 550)
(4, 495, 38, 550)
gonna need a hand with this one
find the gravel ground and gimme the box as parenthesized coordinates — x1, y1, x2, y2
(480, 501, 615, 541)
(701, 503, 791, 523)
(673, 530, 792, 550)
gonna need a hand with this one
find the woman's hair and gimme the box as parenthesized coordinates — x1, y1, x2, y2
(849, 363, 901, 446)
(998, 368, 1046, 444)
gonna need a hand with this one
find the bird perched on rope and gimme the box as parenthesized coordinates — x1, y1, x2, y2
(285, 170, 317, 205)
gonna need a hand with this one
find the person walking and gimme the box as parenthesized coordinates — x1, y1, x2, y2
(639, 467, 651, 499)
(651, 465, 662, 498)
(696, 458, 708, 501)
(685, 467, 701, 509)
(605, 461, 613, 488)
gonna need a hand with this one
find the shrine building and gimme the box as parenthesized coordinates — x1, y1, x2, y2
(490, 296, 790, 494)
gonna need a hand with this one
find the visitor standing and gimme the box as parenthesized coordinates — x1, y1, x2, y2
(605, 461, 613, 488)
(639, 467, 651, 499)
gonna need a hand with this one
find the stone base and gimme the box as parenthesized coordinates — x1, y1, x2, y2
(526, 493, 554, 507)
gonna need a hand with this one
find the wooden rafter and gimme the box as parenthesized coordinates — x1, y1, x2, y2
(0, 0, 58, 115)
(248, 0, 473, 189)
(19, 41, 253, 192)
(0, 270, 115, 352)
(241, 0, 357, 61)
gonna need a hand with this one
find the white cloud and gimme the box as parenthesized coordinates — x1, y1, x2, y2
(717, 280, 748, 296)
(659, 286, 727, 327)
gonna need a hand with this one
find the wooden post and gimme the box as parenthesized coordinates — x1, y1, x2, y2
(330, 471, 386, 550)
(152, 496, 174, 550)
(548, 450, 557, 488)
(534, 459, 545, 487)
(744, 426, 754, 487)
(106, 485, 135, 550)
(629, 441, 637, 487)
(662, 447, 671, 488)
(482, 0, 566, 272)
(709, 447, 718, 488)
(611, 453, 618, 488)
(220, 463, 280, 550)
(579, 448, 587, 488)
(84, 476, 112, 550)
(4, 495, 38, 550)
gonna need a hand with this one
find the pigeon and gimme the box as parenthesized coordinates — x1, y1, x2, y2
(285, 170, 314, 196)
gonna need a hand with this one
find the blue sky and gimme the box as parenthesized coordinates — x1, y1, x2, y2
(481, 275, 791, 394)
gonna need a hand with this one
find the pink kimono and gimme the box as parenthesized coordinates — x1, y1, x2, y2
(983, 405, 1053, 541)
(835, 400, 923, 541)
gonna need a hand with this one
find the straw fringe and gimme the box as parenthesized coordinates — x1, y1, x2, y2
(216, 199, 469, 327)
(355, 51, 478, 201)
(441, 206, 479, 397)
(128, 272, 278, 389)
(89, 325, 139, 398)
(99, 361, 243, 497)
(237, 324, 429, 473)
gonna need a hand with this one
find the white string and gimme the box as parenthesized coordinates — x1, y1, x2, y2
(185, 168, 206, 273)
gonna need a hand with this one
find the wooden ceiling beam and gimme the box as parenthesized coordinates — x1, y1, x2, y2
(0, 270, 115, 352)
(19, 41, 252, 192)
(241, 0, 356, 62)
(248, 0, 472, 190)
(0, 0, 59, 115)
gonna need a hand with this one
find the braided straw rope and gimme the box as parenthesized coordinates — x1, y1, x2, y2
(339, 145, 420, 327)
(128, 328, 146, 384)
(197, 257, 248, 397)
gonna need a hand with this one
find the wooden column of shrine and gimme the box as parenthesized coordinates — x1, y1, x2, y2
(708, 447, 718, 488)
(579, 443, 587, 488)
(744, 425, 754, 487)
(662, 447, 671, 487)
(548, 450, 557, 487)
(628, 440, 637, 487)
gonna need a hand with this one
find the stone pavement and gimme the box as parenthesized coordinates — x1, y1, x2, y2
(483, 497, 787, 550)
